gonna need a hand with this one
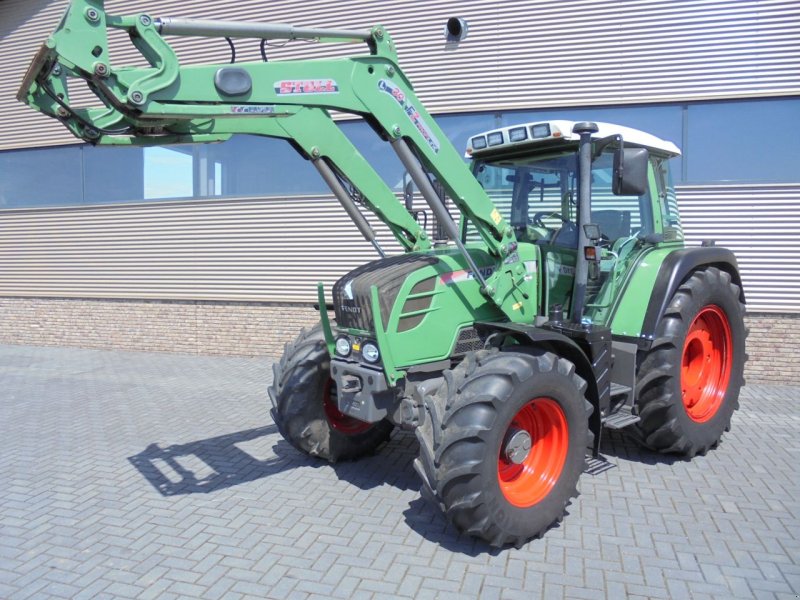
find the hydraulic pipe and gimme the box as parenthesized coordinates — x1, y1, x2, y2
(312, 158, 386, 258)
(391, 138, 488, 290)
(155, 18, 372, 42)
(570, 122, 599, 324)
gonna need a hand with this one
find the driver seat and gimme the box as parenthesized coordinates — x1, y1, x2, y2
(551, 222, 578, 248)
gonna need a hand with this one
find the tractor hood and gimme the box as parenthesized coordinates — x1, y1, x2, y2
(330, 244, 540, 370)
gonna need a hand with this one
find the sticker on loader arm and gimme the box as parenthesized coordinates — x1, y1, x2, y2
(378, 79, 440, 154)
(230, 105, 276, 114)
(274, 80, 339, 95)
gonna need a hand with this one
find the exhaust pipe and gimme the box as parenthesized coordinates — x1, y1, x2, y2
(570, 122, 598, 324)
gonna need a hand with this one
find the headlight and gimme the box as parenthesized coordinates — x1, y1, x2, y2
(509, 126, 528, 142)
(471, 135, 487, 150)
(361, 342, 380, 363)
(335, 336, 351, 356)
(487, 131, 504, 146)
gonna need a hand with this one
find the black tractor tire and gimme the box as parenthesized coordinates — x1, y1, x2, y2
(634, 266, 746, 457)
(269, 323, 393, 462)
(414, 349, 592, 547)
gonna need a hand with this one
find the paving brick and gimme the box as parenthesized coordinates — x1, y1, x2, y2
(0, 344, 798, 600)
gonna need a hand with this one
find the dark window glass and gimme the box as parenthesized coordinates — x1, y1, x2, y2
(84, 144, 145, 203)
(686, 99, 800, 182)
(0, 145, 82, 208)
(340, 120, 406, 190)
(338, 112, 497, 191)
(436, 112, 498, 161)
(202, 135, 326, 197)
(1, 99, 797, 211)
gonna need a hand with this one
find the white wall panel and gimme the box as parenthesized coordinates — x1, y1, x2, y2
(0, 195, 402, 302)
(0, 185, 796, 313)
(677, 184, 800, 313)
(0, 1, 797, 315)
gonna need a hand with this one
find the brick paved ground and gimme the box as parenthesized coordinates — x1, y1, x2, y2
(0, 344, 798, 600)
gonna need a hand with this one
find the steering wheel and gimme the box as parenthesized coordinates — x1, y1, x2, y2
(531, 211, 570, 228)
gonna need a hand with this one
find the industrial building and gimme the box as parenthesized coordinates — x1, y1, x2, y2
(1, 0, 798, 382)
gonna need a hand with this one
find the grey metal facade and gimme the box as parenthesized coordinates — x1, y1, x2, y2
(0, 0, 798, 314)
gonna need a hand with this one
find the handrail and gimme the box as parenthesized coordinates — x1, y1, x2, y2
(155, 17, 372, 43)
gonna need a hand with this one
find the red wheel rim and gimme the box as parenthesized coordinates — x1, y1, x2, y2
(322, 378, 372, 435)
(681, 305, 733, 423)
(498, 397, 569, 508)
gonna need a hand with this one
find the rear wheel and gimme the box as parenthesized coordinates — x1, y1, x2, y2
(269, 324, 393, 462)
(634, 267, 746, 456)
(414, 349, 591, 547)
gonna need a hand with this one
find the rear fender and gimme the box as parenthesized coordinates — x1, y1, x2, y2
(640, 247, 745, 338)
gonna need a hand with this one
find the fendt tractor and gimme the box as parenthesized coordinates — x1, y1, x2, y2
(20, 1, 746, 546)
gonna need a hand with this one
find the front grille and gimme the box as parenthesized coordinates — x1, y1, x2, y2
(453, 326, 484, 356)
(332, 253, 439, 331)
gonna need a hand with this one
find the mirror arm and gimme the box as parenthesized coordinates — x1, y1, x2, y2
(592, 134, 622, 161)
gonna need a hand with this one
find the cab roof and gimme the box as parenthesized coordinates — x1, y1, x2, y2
(466, 120, 681, 158)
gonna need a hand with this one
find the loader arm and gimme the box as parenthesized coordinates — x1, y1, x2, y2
(18, 0, 535, 319)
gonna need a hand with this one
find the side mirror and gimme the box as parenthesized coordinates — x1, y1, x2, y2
(613, 147, 649, 196)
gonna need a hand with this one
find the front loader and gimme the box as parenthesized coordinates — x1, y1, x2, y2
(19, 0, 746, 547)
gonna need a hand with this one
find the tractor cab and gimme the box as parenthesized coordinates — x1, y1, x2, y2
(465, 120, 682, 324)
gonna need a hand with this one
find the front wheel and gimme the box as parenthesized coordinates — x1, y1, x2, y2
(269, 324, 393, 462)
(634, 267, 746, 456)
(414, 349, 592, 547)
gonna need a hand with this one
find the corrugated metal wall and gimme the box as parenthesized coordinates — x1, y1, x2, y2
(678, 184, 800, 313)
(0, 195, 405, 301)
(0, 1, 798, 314)
(0, 184, 797, 312)
(2, 0, 799, 150)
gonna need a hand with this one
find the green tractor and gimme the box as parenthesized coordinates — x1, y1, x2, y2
(20, 1, 746, 547)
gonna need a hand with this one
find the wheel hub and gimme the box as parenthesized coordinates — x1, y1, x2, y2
(497, 396, 569, 508)
(503, 427, 532, 464)
(680, 304, 733, 423)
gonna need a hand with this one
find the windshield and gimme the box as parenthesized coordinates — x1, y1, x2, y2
(467, 150, 653, 246)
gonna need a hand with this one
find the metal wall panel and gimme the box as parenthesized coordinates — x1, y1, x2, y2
(0, 195, 403, 301)
(2, 0, 799, 150)
(677, 183, 800, 313)
(0, 185, 796, 313)
(0, 1, 797, 315)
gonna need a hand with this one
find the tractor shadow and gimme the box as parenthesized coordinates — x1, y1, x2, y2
(593, 427, 684, 469)
(128, 423, 678, 555)
(127, 422, 423, 498)
(128, 424, 304, 496)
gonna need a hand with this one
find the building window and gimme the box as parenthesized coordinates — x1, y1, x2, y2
(0, 98, 797, 211)
(685, 98, 800, 183)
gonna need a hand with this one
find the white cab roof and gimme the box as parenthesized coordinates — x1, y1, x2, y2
(467, 120, 681, 157)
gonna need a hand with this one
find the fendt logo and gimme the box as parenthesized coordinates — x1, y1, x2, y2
(439, 266, 495, 286)
(274, 80, 339, 95)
